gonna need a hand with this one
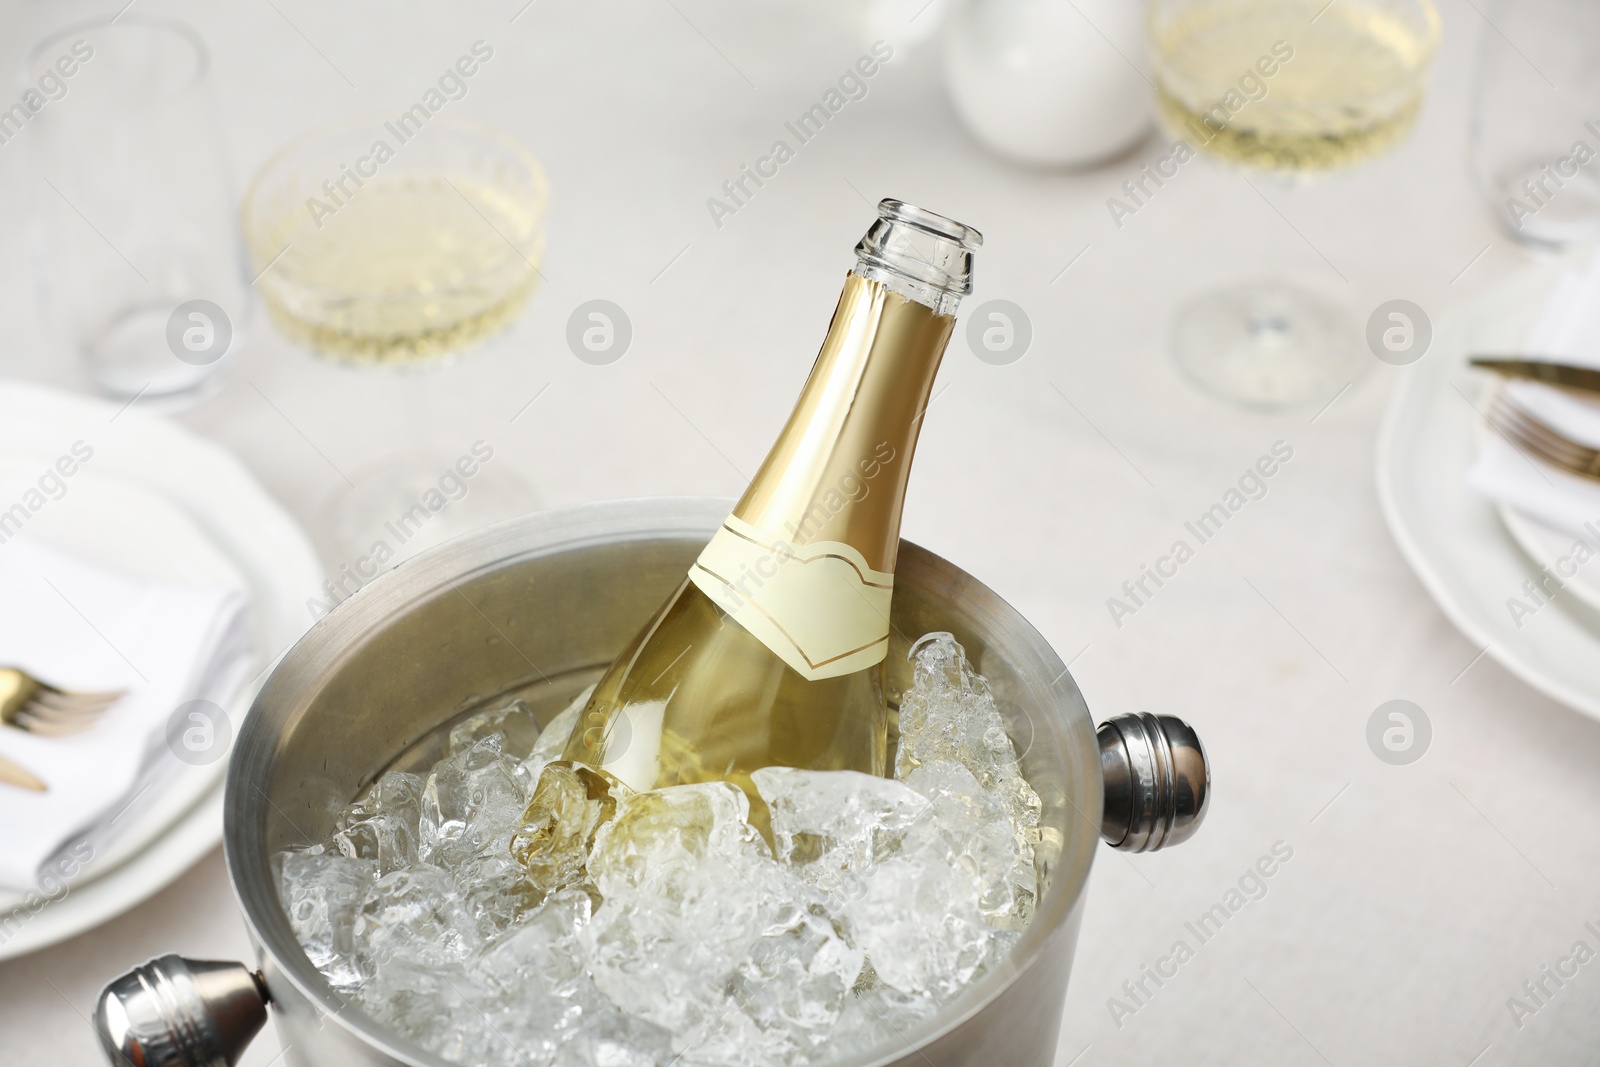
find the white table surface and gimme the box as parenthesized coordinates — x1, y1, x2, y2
(1, 1, 1598, 1064)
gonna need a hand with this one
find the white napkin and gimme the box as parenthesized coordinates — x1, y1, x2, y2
(1468, 253, 1600, 538)
(0, 537, 251, 891)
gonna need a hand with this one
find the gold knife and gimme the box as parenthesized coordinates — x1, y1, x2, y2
(1471, 357, 1600, 395)
(0, 752, 46, 792)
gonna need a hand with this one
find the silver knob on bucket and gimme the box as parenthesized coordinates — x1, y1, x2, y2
(1098, 713, 1209, 852)
(95, 955, 268, 1067)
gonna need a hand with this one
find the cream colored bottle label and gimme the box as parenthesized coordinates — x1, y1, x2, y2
(688, 514, 893, 681)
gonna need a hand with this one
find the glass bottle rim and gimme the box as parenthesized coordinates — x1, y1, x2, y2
(877, 199, 984, 251)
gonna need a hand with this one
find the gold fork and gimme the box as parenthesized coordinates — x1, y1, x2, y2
(0, 667, 126, 737)
(1487, 392, 1600, 482)
(0, 753, 46, 792)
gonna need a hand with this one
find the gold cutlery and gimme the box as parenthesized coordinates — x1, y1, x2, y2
(0, 667, 125, 737)
(1487, 391, 1600, 482)
(0, 752, 46, 792)
(1471, 357, 1600, 396)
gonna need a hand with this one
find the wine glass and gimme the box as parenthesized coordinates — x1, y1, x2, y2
(1469, 0, 1600, 248)
(22, 17, 247, 405)
(241, 116, 548, 565)
(1148, 0, 1440, 409)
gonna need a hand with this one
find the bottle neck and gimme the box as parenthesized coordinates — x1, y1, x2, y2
(730, 271, 956, 574)
(851, 199, 981, 317)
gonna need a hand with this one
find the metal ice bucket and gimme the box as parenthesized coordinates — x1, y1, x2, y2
(95, 498, 1208, 1067)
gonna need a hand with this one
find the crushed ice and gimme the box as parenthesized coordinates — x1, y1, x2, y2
(277, 633, 1042, 1066)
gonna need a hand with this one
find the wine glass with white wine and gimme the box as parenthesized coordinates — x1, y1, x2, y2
(241, 116, 548, 563)
(1149, 0, 1440, 409)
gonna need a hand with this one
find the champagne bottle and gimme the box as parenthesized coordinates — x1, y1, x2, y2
(561, 200, 981, 805)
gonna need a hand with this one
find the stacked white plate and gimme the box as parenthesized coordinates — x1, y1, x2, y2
(1378, 260, 1600, 722)
(0, 381, 322, 958)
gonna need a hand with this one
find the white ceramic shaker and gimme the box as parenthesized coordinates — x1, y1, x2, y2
(944, 0, 1153, 167)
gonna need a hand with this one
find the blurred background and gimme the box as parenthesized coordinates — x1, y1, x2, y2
(0, 0, 1597, 1064)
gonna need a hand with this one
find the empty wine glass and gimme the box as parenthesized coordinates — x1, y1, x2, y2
(1469, 0, 1600, 248)
(21, 16, 246, 405)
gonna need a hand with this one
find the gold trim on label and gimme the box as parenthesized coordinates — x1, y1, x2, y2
(717, 523, 894, 590)
(691, 561, 889, 668)
(689, 516, 894, 681)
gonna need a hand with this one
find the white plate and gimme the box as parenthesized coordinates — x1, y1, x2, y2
(1457, 381, 1600, 615)
(0, 781, 228, 961)
(1498, 501, 1600, 615)
(0, 381, 323, 958)
(1377, 261, 1600, 723)
(0, 462, 248, 912)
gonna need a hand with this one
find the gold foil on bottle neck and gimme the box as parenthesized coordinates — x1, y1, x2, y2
(731, 272, 954, 575)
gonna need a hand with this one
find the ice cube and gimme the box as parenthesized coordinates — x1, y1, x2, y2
(477, 989, 594, 1065)
(368, 961, 604, 1067)
(751, 766, 1015, 991)
(336, 771, 426, 876)
(587, 780, 771, 894)
(420, 735, 535, 869)
(752, 767, 929, 899)
(584, 783, 790, 1035)
(673, 1005, 794, 1067)
(730, 902, 863, 1051)
(895, 633, 1027, 793)
(355, 866, 482, 971)
(480, 888, 593, 998)
(552, 1007, 675, 1067)
(894, 633, 1041, 909)
(980, 927, 1023, 975)
(347, 770, 425, 828)
(276, 848, 376, 994)
(448, 698, 544, 760)
(830, 980, 938, 1057)
(902, 759, 1032, 926)
(511, 761, 622, 895)
(356, 962, 509, 1067)
(453, 850, 543, 940)
(334, 812, 418, 875)
(839, 822, 994, 1003)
